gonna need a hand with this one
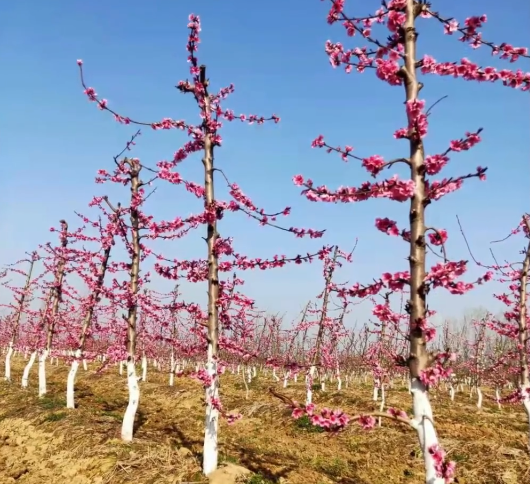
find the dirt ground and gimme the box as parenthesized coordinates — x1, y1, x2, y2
(0, 358, 528, 484)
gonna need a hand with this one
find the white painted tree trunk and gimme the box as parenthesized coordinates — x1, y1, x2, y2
(410, 379, 445, 484)
(169, 353, 175, 387)
(522, 389, 530, 450)
(373, 384, 379, 401)
(141, 354, 147, 382)
(82, 359, 88, 371)
(22, 351, 37, 388)
(283, 371, 290, 388)
(66, 349, 82, 409)
(66, 360, 79, 409)
(242, 367, 250, 400)
(5, 343, 14, 381)
(119, 360, 124, 375)
(476, 387, 483, 409)
(306, 365, 316, 405)
(202, 343, 219, 475)
(121, 360, 140, 442)
(38, 350, 49, 397)
(272, 368, 279, 382)
(449, 384, 455, 402)
(378, 385, 386, 427)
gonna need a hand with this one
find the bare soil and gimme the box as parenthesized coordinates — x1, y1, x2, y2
(0, 359, 528, 484)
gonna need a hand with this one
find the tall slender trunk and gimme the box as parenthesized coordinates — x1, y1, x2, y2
(117, 160, 142, 442)
(197, 65, 221, 476)
(518, 216, 530, 449)
(22, 294, 52, 388)
(374, 295, 389, 403)
(332, 306, 347, 391)
(67, 226, 114, 409)
(474, 321, 486, 409)
(6, 253, 37, 381)
(307, 246, 338, 405)
(169, 286, 179, 387)
(40, 221, 69, 397)
(403, 3, 444, 482)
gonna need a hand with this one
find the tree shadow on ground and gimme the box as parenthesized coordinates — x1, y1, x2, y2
(161, 423, 297, 482)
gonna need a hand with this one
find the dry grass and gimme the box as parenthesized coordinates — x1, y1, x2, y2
(0, 358, 528, 484)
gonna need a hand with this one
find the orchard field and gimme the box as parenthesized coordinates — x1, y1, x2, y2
(1, 1, 529, 484)
(0, 357, 527, 484)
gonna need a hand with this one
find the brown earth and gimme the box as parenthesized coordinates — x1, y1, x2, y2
(0, 358, 528, 484)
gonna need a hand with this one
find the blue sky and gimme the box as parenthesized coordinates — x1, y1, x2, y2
(1, 0, 528, 327)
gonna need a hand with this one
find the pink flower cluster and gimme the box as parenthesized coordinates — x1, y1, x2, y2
(419, 353, 455, 387)
(191, 368, 213, 388)
(428, 444, 456, 483)
(292, 403, 350, 432)
(394, 100, 428, 140)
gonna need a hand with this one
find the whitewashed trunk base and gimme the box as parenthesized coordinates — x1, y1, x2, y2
(121, 360, 140, 442)
(410, 379, 445, 484)
(22, 351, 37, 388)
(202, 343, 219, 475)
(4, 344, 14, 381)
(66, 354, 81, 409)
(38, 350, 49, 397)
